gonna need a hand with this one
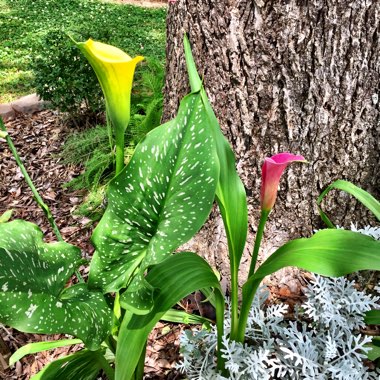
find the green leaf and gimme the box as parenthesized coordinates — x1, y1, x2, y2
(30, 349, 107, 380)
(89, 91, 220, 314)
(238, 229, 380, 342)
(206, 90, 248, 273)
(366, 337, 380, 361)
(115, 252, 225, 380)
(184, 35, 247, 270)
(365, 309, 380, 325)
(184, 34, 248, 336)
(0, 220, 112, 350)
(0, 209, 13, 223)
(10, 339, 82, 366)
(317, 180, 380, 228)
(183, 35, 202, 93)
(252, 230, 380, 280)
(161, 309, 213, 325)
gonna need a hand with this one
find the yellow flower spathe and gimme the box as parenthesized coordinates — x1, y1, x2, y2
(76, 39, 144, 133)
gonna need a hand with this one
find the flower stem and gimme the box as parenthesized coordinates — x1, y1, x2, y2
(248, 209, 269, 278)
(114, 127, 125, 176)
(104, 335, 117, 355)
(0, 119, 63, 239)
(106, 111, 114, 152)
(235, 209, 270, 343)
(236, 279, 261, 343)
(230, 267, 239, 339)
(0, 118, 84, 282)
(215, 290, 227, 374)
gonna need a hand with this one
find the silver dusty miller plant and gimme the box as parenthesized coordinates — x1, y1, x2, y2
(177, 227, 380, 380)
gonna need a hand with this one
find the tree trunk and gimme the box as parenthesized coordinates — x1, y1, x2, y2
(163, 0, 380, 284)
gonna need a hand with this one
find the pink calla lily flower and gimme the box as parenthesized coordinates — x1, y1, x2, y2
(260, 152, 306, 212)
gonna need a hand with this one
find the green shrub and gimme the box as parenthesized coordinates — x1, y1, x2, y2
(62, 125, 113, 190)
(31, 29, 108, 120)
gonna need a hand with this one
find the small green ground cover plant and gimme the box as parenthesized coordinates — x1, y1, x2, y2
(0, 36, 379, 380)
(0, 0, 166, 103)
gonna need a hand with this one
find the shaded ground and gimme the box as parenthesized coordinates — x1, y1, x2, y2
(0, 110, 183, 379)
(108, 0, 168, 8)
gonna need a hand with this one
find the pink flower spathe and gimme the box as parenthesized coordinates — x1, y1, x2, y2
(260, 152, 306, 212)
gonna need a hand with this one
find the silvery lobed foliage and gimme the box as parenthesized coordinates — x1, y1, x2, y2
(335, 223, 380, 241)
(177, 226, 380, 380)
(302, 275, 377, 331)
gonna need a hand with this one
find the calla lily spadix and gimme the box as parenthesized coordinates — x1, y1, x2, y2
(74, 38, 144, 174)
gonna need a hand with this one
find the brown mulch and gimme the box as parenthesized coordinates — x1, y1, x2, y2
(0, 110, 184, 379)
(0, 111, 92, 251)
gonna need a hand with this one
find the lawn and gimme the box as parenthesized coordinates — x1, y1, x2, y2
(0, 0, 166, 103)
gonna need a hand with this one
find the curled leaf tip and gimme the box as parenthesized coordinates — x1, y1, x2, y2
(0, 130, 8, 139)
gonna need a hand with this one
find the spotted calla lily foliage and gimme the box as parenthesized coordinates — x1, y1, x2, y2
(0, 220, 112, 350)
(89, 92, 220, 313)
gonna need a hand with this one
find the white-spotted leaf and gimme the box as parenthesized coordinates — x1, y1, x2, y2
(89, 92, 220, 313)
(0, 220, 112, 350)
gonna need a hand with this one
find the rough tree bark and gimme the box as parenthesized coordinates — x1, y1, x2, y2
(163, 0, 380, 285)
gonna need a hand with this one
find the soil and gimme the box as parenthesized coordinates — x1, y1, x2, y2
(0, 110, 185, 379)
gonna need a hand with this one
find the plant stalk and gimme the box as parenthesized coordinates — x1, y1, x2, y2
(106, 100, 126, 176)
(104, 335, 117, 355)
(115, 130, 125, 176)
(0, 118, 84, 282)
(229, 261, 239, 339)
(248, 209, 269, 278)
(106, 109, 114, 152)
(233, 209, 269, 343)
(0, 118, 63, 240)
(236, 280, 261, 343)
(215, 290, 227, 375)
(133, 341, 146, 380)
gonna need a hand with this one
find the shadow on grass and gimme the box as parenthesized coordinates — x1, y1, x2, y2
(0, 0, 166, 101)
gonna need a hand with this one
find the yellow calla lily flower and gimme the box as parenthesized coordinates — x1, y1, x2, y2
(75, 38, 143, 174)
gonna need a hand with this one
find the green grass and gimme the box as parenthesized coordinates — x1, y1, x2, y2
(0, 0, 166, 103)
